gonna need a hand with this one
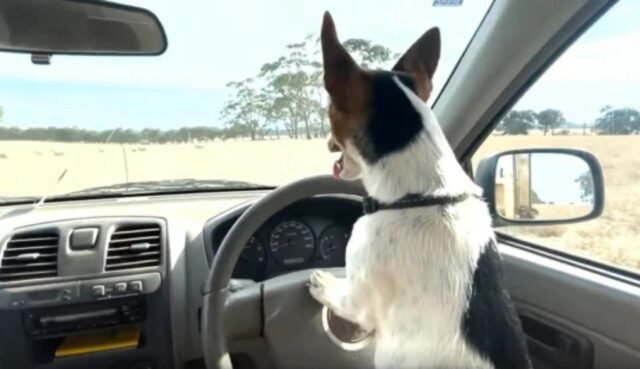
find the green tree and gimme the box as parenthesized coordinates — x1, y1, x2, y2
(221, 78, 265, 141)
(141, 128, 164, 143)
(594, 106, 640, 135)
(0, 105, 4, 123)
(257, 34, 395, 140)
(536, 109, 566, 135)
(575, 170, 594, 202)
(342, 38, 393, 69)
(259, 35, 320, 140)
(497, 110, 537, 135)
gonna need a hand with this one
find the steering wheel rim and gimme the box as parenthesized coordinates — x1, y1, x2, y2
(201, 175, 366, 369)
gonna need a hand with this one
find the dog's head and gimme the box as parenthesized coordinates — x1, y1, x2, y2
(322, 12, 440, 180)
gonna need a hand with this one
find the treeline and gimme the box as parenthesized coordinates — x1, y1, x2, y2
(497, 107, 640, 135)
(0, 126, 253, 143)
(1, 105, 637, 144)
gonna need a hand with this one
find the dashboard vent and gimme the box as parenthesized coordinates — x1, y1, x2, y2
(106, 223, 162, 271)
(0, 230, 59, 282)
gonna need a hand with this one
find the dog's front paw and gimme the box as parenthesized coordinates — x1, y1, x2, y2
(309, 270, 338, 306)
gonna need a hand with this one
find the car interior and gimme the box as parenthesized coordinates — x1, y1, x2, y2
(0, 0, 639, 369)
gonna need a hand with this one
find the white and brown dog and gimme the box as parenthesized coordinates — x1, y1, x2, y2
(309, 12, 532, 369)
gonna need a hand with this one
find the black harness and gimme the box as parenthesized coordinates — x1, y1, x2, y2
(362, 193, 475, 214)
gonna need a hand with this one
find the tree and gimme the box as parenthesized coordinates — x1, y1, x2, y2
(342, 39, 393, 69)
(220, 78, 266, 141)
(594, 106, 640, 135)
(259, 35, 322, 140)
(141, 128, 164, 143)
(256, 34, 396, 140)
(536, 109, 566, 135)
(254, 89, 280, 139)
(496, 110, 537, 135)
(575, 171, 594, 203)
(0, 105, 3, 123)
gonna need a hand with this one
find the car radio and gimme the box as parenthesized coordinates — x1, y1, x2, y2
(24, 297, 144, 337)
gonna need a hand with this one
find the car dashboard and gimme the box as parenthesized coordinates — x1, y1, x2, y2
(0, 190, 362, 369)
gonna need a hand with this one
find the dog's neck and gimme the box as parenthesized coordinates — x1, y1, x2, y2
(360, 99, 481, 203)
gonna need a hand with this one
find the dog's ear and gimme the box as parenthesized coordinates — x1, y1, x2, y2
(392, 27, 440, 101)
(321, 11, 364, 112)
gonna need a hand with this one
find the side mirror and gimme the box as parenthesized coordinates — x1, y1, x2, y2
(475, 149, 604, 227)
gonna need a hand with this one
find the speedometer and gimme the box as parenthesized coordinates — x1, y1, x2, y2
(269, 220, 315, 266)
(319, 225, 350, 262)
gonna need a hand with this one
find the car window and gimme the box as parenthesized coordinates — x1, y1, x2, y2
(0, 0, 492, 203)
(472, 1, 640, 273)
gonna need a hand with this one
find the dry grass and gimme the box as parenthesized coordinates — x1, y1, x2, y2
(514, 225, 568, 238)
(0, 139, 335, 196)
(531, 204, 593, 221)
(0, 135, 638, 272)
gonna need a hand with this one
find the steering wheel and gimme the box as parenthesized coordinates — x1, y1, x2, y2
(201, 175, 373, 369)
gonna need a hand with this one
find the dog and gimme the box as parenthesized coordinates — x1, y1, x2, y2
(309, 12, 532, 369)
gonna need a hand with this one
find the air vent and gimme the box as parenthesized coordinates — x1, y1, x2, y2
(0, 230, 59, 282)
(106, 223, 162, 271)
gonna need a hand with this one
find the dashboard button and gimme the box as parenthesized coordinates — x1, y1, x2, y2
(70, 227, 99, 250)
(114, 282, 127, 293)
(91, 285, 105, 297)
(129, 281, 143, 293)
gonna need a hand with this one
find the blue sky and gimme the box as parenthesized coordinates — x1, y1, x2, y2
(530, 154, 589, 204)
(0, 0, 638, 130)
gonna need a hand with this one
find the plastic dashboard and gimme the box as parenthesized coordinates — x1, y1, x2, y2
(0, 190, 364, 369)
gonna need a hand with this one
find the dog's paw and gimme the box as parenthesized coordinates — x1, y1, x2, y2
(308, 270, 337, 305)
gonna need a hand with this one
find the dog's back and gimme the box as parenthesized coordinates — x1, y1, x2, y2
(350, 190, 529, 368)
(312, 12, 532, 369)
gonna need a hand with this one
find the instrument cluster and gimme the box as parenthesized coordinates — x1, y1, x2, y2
(210, 197, 361, 281)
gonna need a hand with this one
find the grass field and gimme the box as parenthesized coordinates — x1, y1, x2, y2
(1, 135, 638, 272)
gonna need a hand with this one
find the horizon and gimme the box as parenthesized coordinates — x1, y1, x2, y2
(0, 112, 608, 132)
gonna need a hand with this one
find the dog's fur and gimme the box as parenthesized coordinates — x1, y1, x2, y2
(309, 12, 532, 369)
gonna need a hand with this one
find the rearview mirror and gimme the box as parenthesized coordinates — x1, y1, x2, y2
(0, 0, 166, 58)
(475, 149, 604, 226)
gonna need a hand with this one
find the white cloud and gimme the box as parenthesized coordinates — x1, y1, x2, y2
(544, 30, 640, 83)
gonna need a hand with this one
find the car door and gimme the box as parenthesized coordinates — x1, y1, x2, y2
(459, 1, 640, 368)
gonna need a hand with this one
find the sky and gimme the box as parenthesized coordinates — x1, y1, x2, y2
(0, 0, 638, 130)
(529, 154, 589, 205)
(515, 1, 640, 124)
(497, 153, 589, 205)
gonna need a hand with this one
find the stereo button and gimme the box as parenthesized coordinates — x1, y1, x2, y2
(114, 282, 127, 293)
(91, 285, 106, 297)
(130, 281, 143, 293)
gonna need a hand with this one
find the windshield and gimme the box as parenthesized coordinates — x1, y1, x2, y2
(0, 0, 492, 203)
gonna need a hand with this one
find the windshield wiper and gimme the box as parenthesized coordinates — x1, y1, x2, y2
(56, 178, 272, 198)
